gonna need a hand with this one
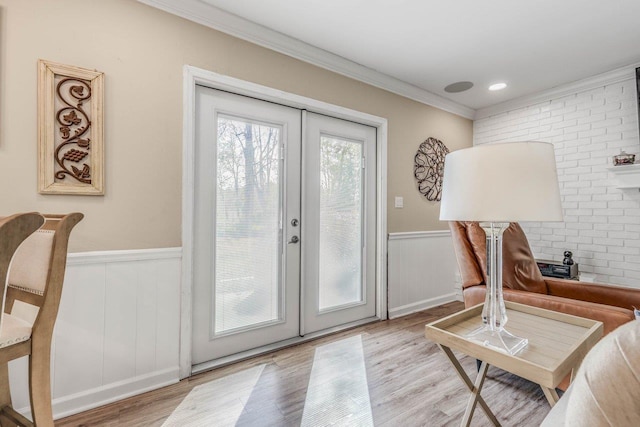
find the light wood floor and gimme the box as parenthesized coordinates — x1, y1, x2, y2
(56, 301, 552, 426)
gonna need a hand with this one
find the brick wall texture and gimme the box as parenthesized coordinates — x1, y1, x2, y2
(473, 77, 640, 287)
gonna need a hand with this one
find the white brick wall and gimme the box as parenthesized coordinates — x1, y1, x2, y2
(474, 78, 640, 287)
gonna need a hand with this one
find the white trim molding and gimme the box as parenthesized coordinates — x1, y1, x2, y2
(181, 65, 389, 378)
(475, 62, 640, 120)
(388, 230, 451, 240)
(67, 247, 182, 265)
(136, 0, 474, 119)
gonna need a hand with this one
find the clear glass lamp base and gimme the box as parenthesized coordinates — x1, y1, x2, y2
(466, 325, 528, 355)
(466, 222, 530, 356)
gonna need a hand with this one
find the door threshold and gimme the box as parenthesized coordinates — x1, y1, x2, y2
(191, 316, 381, 375)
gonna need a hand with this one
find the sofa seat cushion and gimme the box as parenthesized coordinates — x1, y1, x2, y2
(0, 313, 33, 349)
(566, 320, 640, 426)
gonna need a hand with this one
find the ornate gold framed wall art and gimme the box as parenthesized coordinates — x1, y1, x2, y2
(38, 60, 104, 195)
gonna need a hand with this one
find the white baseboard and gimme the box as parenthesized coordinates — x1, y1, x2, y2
(29, 368, 179, 420)
(388, 293, 457, 319)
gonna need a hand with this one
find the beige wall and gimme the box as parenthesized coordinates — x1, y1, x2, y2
(0, 0, 472, 252)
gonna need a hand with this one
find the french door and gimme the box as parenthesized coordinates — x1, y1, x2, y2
(302, 112, 376, 334)
(192, 86, 376, 365)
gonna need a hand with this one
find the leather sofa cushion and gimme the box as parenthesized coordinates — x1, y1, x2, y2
(450, 222, 547, 294)
(449, 221, 485, 289)
(502, 223, 547, 294)
(566, 320, 640, 426)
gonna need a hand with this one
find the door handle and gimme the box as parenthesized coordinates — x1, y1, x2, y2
(288, 236, 299, 244)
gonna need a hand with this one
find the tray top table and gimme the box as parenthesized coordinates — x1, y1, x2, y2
(425, 301, 603, 426)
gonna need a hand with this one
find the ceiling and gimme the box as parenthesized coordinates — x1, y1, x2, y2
(153, 0, 640, 113)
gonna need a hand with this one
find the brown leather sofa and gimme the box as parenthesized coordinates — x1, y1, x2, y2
(450, 221, 640, 335)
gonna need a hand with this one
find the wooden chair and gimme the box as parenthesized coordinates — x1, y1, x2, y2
(0, 213, 83, 427)
(0, 213, 45, 426)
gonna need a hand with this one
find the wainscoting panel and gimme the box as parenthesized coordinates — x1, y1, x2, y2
(8, 248, 182, 420)
(7, 237, 458, 418)
(387, 231, 460, 318)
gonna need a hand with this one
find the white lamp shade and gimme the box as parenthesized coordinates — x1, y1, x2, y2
(439, 141, 563, 222)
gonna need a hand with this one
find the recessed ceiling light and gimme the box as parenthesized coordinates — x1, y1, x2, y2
(444, 81, 474, 93)
(489, 82, 507, 91)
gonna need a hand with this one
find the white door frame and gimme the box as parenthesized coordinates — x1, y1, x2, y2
(180, 65, 388, 378)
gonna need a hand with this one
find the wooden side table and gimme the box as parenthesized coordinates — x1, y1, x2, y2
(425, 301, 603, 427)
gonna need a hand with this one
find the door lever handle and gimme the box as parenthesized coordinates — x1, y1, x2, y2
(288, 236, 299, 244)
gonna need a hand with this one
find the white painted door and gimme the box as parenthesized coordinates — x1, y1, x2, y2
(302, 112, 377, 334)
(192, 86, 301, 363)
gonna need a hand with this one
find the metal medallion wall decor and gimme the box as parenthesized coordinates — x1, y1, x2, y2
(414, 137, 449, 201)
(38, 60, 104, 195)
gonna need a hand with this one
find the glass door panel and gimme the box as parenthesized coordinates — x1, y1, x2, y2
(319, 135, 363, 311)
(215, 115, 283, 334)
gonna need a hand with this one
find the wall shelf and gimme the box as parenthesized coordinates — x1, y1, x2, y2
(607, 163, 640, 189)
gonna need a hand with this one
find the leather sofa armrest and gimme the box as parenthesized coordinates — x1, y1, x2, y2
(463, 285, 488, 308)
(464, 285, 634, 335)
(545, 278, 640, 311)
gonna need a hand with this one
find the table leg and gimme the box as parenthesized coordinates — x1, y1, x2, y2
(570, 354, 585, 384)
(541, 386, 560, 407)
(438, 345, 500, 427)
(461, 360, 490, 426)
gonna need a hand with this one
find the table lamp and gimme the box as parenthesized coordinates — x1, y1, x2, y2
(439, 141, 563, 354)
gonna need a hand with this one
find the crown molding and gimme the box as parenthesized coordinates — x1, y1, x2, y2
(136, 0, 475, 119)
(474, 62, 640, 120)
